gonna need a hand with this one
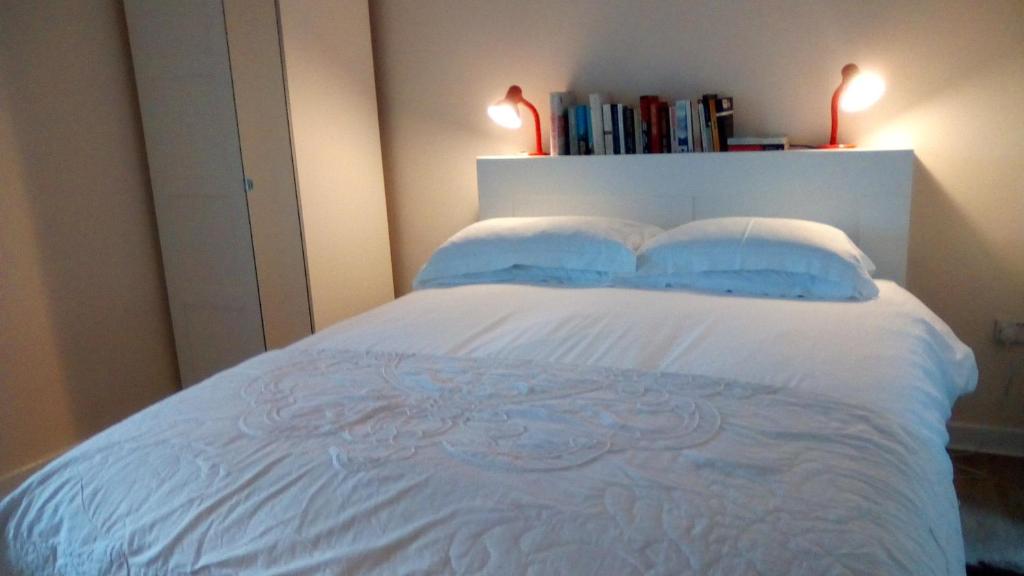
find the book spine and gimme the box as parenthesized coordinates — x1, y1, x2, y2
(698, 99, 709, 152)
(616, 104, 626, 155)
(675, 100, 691, 153)
(668, 105, 679, 153)
(704, 94, 720, 152)
(661, 102, 671, 153)
(728, 137, 788, 148)
(729, 144, 764, 151)
(691, 100, 703, 153)
(624, 106, 636, 154)
(589, 94, 605, 155)
(602, 104, 614, 154)
(635, 106, 644, 153)
(549, 92, 571, 156)
(581, 105, 594, 154)
(639, 95, 656, 153)
(715, 96, 734, 152)
(649, 99, 662, 153)
(610, 104, 621, 154)
(568, 105, 578, 155)
(574, 105, 590, 155)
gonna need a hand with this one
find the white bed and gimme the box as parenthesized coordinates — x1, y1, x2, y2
(0, 281, 975, 574)
(0, 151, 979, 574)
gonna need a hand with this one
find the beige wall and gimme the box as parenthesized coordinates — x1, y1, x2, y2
(0, 0, 179, 476)
(370, 0, 1024, 429)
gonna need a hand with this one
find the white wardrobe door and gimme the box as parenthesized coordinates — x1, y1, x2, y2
(278, 0, 395, 330)
(125, 0, 266, 386)
(223, 0, 312, 349)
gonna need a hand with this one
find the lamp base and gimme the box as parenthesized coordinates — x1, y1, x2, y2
(818, 144, 857, 149)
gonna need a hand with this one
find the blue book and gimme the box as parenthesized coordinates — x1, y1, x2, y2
(675, 100, 692, 152)
(575, 105, 591, 155)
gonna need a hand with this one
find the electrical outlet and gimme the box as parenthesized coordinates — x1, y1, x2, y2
(994, 319, 1024, 346)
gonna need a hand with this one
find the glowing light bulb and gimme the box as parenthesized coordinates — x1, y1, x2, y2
(840, 71, 885, 112)
(487, 103, 522, 129)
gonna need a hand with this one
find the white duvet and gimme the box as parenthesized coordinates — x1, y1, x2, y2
(0, 281, 976, 575)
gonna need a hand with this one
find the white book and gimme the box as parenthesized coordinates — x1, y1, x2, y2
(568, 105, 579, 155)
(691, 100, 703, 153)
(616, 104, 627, 155)
(602, 104, 614, 154)
(675, 100, 692, 153)
(588, 93, 606, 155)
(549, 92, 572, 156)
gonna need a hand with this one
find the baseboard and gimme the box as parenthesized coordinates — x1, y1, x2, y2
(949, 423, 1024, 458)
(0, 452, 62, 501)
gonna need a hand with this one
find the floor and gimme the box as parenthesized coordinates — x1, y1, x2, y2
(953, 451, 1024, 574)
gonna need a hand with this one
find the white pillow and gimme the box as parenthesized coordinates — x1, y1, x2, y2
(636, 217, 878, 300)
(414, 216, 663, 289)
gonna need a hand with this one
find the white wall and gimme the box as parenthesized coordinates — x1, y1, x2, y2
(369, 0, 1024, 430)
(0, 0, 179, 476)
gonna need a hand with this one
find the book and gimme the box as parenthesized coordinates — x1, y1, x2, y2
(615, 104, 627, 155)
(588, 93, 606, 155)
(549, 92, 572, 156)
(568, 104, 578, 155)
(639, 95, 658, 153)
(610, 104, 621, 154)
(674, 100, 692, 153)
(602, 104, 614, 154)
(634, 106, 644, 153)
(649, 98, 663, 153)
(690, 100, 703, 153)
(572, 105, 592, 155)
(715, 96, 735, 152)
(668, 105, 678, 153)
(659, 101, 671, 153)
(697, 99, 710, 152)
(727, 136, 789, 151)
(703, 94, 720, 152)
(623, 106, 636, 154)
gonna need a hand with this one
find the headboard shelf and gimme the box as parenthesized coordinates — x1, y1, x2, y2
(477, 149, 914, 284)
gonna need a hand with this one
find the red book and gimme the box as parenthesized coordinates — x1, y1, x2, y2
(638, 95, 657, 153)
(649, 98, 662, 153)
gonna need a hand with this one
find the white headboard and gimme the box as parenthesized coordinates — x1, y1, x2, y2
(477, 150, 914, 284)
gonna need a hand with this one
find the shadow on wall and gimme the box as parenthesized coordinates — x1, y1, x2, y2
(909, 159, 1021, 425)
(0, 0, 179, 474)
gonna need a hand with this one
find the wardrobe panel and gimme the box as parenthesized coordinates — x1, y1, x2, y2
(278, 0, 395, 330)
(125, 0, 266, 386)
(223, 0, 313, 348)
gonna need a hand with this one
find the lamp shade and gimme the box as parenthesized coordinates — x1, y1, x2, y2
(839, 71, 885, 112)
(487, 102, 522, 129)
(487, 85, 546, 155)
(826, 64, 885, 148)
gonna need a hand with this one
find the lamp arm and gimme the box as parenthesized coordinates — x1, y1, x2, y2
(519, 97, 545, 156)
(829, 81, 844, 146)
(827, 73, 851, 146)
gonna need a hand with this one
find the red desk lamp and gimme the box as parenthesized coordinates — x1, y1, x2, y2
(823, 63, 886, 148)
(488, 85, 547, 156)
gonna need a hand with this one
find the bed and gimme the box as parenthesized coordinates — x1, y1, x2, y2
(0, 151, 978, 574)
